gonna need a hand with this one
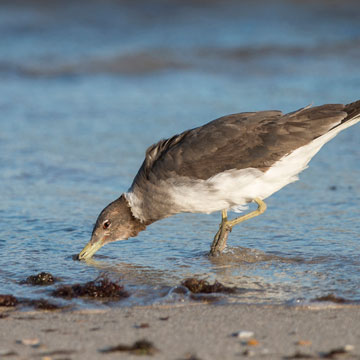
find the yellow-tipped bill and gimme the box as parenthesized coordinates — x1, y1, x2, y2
(78, 239, 105, 260)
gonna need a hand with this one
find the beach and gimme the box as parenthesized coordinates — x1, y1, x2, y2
(1, 303, 359, 359)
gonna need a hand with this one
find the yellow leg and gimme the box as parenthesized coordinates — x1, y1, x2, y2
(209, 198, 267, 256)
(210, 209, 229, 255)
(227, 198, 266, 227)
(221, 209, 227, 222)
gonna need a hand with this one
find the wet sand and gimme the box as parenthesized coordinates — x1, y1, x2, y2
(1, 303, 359, 359)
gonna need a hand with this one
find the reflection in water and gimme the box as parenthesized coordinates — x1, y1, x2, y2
(82, 257, 179, 287)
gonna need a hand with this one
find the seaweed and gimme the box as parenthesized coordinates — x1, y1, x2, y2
(313, 294, 349, 304)
(52, 275, 129, 300)
(321, 346, 354, 358)
(181, 278, 235, 294)
(284, 352, 313, 359)
(23, 299, 63, 311)
(0, 294, 18, 307)
(22, 272, 56, 286)
(39, 350, 75, 357)
(135, 323, 150, 329)
(100, 339, 157, 355)
(0, 350, 17, 356)
(284, 346, 354, 360)
(41, 329, 58, 333)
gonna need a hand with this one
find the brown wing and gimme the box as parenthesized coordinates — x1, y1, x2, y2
(131, 103, 348, 186)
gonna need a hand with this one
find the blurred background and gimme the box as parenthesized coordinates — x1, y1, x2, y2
(0, 0, 360, 307)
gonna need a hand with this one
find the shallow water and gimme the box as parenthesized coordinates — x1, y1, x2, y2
(0, 0, 360, 309)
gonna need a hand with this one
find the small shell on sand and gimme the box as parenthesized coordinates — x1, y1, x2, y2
(233, 330, 255, 339)
(19, 338, 40, 347)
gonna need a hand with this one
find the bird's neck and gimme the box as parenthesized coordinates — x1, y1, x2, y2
(123, 188, 173, 224)
(118, 195, 154, 237)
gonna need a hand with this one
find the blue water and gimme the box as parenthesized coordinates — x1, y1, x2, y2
(0, 0, 360, 308)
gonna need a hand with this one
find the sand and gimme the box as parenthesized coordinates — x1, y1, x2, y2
(0, 303, 359, 359)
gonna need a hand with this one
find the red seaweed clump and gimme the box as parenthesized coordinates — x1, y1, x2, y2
(22, 272, 56, 286)
(52, 276, 129, 300)
(0, 294, 18, 307)
(181, 278, 235, 294)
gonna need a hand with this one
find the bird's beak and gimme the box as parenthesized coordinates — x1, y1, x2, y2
(78, 238, 105, 260)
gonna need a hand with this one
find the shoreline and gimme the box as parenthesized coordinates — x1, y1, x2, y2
(1, 303, 359, 359)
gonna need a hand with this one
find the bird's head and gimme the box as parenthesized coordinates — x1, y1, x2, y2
(78, 195, 146, 260)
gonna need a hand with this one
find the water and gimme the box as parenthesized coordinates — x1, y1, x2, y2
(0, 0, 360, 309)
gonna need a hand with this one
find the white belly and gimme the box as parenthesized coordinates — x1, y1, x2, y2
(168, 116, 360, 214)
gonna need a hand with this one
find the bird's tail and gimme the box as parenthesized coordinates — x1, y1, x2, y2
(317, 100, 360, 147)
(344, 99, 360, 123)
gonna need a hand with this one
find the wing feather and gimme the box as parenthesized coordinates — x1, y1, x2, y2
(131, 104, 348, 188)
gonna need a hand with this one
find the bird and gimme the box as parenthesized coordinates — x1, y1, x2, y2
(78, 100, 360, 260)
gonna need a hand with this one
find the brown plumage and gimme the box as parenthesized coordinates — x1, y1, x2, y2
(134, 102, 357, 182)
(78, 100, 360, 260)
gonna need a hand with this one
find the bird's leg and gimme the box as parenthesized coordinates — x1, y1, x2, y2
(210, 209, 229, 256)
(226, 198, 267, 228)
(209, 198, 267, 256)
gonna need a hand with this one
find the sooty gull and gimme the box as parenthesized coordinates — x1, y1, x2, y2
(78, 100, 360, 260)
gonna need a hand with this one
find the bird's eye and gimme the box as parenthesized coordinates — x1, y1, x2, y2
(103, 220, 111, 230)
